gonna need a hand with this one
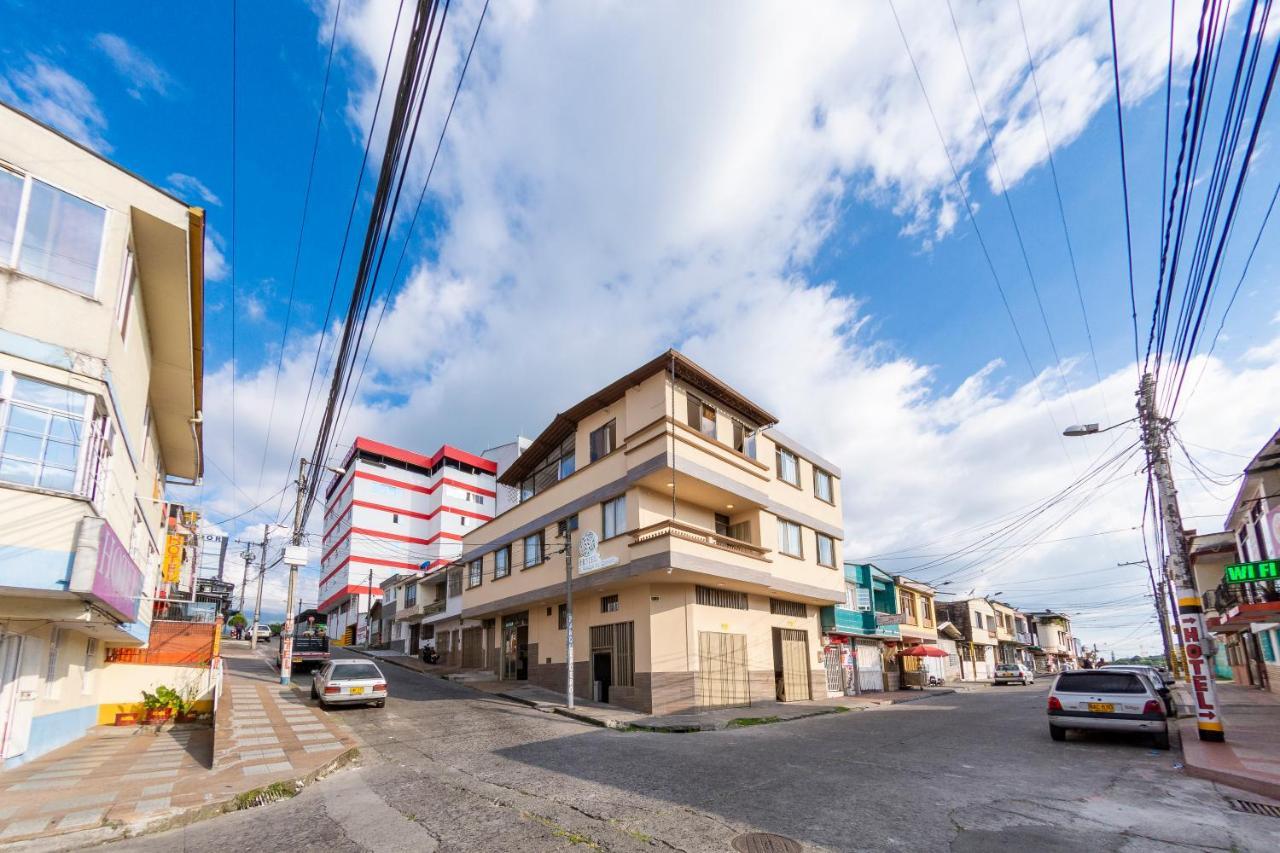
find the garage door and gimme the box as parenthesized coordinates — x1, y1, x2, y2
(696, 632, 749, 709)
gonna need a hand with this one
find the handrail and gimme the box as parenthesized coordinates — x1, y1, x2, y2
(630, 518, 769, 560)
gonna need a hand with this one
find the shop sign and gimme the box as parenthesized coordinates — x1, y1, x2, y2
(577, 530, 619, 574)
(91, 521, 143, 622)
(1223, 560, 1278, 585)
(876, 613, 908, 626)
(162, 534, 184, 583)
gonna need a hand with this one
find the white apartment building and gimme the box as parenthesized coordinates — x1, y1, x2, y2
(0, 104, 204, 765)
(318, 438, 499, 644)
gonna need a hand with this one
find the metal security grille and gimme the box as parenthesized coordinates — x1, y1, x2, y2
(822, 646, 844, 694)
(1228, 799, 1280, 819)
(589, 621, 635, 687)
(697, 631, 749, 709)
(461, 626, 484, 669)
(769, 598, 806, 618)
(776, 628, 811, 702)
(696, 585, 748, 609)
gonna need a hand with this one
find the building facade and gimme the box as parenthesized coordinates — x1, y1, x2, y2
(991, 600, 1032, 667)
(935, 598, 998, 681)
(820, 564, 901, 694)
(895, 575, 945, 682)
(454, 351, 844, 714)
(0, 104, 205, 765)
(318, 438, 498, 645)
(1028, 611, 1076, 672)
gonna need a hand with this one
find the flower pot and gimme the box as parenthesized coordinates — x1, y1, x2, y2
(114, 712, 139, 727)
(145, 708, 173, 724)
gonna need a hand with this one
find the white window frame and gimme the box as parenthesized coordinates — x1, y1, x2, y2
(777, 518, 803, 558)
(467, 558, 483, 589)
(1, 167, 108, 299)
(0, 371, 96, 495)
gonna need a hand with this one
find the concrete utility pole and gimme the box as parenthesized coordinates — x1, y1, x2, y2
(1121, 559, 1175, 675)
(1138, 373, 1224, 741)
(234, 542, 256, 635)
(281, 458, 307, 686)
(250, 527, 271, 650)
(563, 529, 575, 710)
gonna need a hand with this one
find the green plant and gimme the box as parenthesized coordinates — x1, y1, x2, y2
(228, 613, 247, 628)
(140, 689, 168, 713)
(141, 683, 200, 716)
(725, 716, 780, 728)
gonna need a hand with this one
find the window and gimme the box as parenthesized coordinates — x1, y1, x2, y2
(116, 247, 137, 341)
(558, 435, 576, 480)
(524, 531, 544, 569)
(467, 559, 483, 589)
(447, 567, 463, 597)
(685, 393, 717, 437)
(601, 594, 619, 613)
(732, 419, 757, 458)
(770, 598, 806, 617)
(777, 519, 802, 557)
(1, 171, 107, 295)
(695, 585, 747, 609)
(558, 602, 568, 630)
(82, 637, 98, 695)
(855, 587, 872, 611)
(815, 532, 835, 567)
(0, 375, 89, 492)
(844, 582, 859, 609)
(813, 468, 834, 503)
(557, 514, 579, 537)
(45, 628, 63, 699)
(589, 419, 616, 462)
(901, 593, 916, 621)
(520, 434, 576, 500)
(776, 447, 800, 487)
(392, 513, 400, 524)
(714, 513, 731, 536)
(404, 583, 417, 606)
(494, 546, 511, 579)
(459, 517, 468, 527)
(602, 495, 627, 539)
(466, 492, 485, 505)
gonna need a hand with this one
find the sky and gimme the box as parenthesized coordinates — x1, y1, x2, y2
(3, 0, 1278, 656)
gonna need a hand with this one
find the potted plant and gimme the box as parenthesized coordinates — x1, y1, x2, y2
(141, 689, 173, 724)
(172, 683, 201, 723)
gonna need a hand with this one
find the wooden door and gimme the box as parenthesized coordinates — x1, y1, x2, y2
(775, 628, 811, 702)
(696, 632, 749, 709)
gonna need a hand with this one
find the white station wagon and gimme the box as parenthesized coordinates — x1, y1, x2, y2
(1048, 669, 1169, 749)
(311, 659, 388, 708)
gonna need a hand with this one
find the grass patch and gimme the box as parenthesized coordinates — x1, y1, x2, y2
(522, 811, 601, 848)
(831, 705, 851, 712)
(725, 716, 781, 728)
(232, 780, 298, 810)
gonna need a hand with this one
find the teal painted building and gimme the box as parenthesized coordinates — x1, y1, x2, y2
(820, 563, 900, 640)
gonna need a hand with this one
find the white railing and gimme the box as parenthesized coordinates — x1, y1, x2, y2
(630, 519, 769, 560)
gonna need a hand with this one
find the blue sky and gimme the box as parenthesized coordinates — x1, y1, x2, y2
(4, 0, 1279, 651)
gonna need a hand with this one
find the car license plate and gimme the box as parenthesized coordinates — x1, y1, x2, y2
(350, 687, 364, 695)
(1088, 702, 1114, 713)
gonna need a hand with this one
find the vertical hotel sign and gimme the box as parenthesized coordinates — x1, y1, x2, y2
(1177, 589, 1224, 742)
(91, 520, 143, 623)
(162, 534, 184, 583)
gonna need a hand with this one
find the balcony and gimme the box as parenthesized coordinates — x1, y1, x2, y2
(821, 606, 901, 638)
(1015, 631, 1033, 645)
(630, 518, 769, 561)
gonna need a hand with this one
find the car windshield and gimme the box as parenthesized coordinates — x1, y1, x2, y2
(997, 665, 1020, 671)
(1055, 672, 1146, 694)
(329, 664, 382, 680)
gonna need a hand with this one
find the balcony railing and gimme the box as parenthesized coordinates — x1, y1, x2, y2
(630, 519, 769, 560)
(151, 599, 219, 624)
(823, 606, 901, 637)
(423, 599, 447, 616)
(1016, 631, 1033, 645)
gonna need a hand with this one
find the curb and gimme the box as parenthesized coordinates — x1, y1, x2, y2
(1174, 716, 1280, 801)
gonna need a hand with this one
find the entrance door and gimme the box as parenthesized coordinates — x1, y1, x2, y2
(696, 631, 749, 709)
(502, 613, 529, 681)
(773, 628, 811, 702)
(592, 652, 612, 703)
(409, 624, 421, 656)
(855, 640, 884, 692)
(823, 646, 845, 696)
(0, 633, 35, 761)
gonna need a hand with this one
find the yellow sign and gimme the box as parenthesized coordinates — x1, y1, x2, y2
(162, 534, 184, 583)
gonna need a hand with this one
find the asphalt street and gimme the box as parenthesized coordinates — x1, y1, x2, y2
(110, 651, 1280, 852)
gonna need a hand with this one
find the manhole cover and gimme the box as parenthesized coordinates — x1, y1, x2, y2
(731, 833, 803, 853)
(1229, 799, 1280, 819)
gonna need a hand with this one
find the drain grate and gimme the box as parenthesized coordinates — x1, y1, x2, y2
(1228, 799, 1280, 819)
(731, 833, 803, 853)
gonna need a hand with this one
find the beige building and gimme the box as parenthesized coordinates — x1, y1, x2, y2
(455, 351, 844, 714)
(894, 575, 938, 647)
(934, 598, 998, 681)
(1028, 611, 1076, 671)
(0, 104, 204, 765)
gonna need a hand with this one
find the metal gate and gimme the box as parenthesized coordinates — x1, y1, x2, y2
(823, 646, 845, 695)
(775, 628, 811, 702)
(696, 631, 749, 709)
(461, 626, 484, 668)
(855, 640, 883, 692)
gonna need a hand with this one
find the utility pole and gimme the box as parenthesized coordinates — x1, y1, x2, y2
(1120, 559, 1175, 675)
(250, 526, 272, 650)
(234, 542, 256, 637)
(1138, 372, 1224, 741)
(280, 458, 307, 686)
(562, 528, 575, 710)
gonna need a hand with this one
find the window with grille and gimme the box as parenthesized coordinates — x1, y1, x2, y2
(601, 594, 619, 613)
(695, 585, 747, 609)
(558, 603, 567, 630)
(589, 419, 616, 462)
(447, 567, 462, 597)
(467, 559, 483, 589)
(770, 598, 806, 618)
(494, 546, 510, 579)
(589, 622, 635, 687)
(404, 583, 417, 606)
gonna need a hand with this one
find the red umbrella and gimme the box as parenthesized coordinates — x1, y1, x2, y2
(899, 644, 949, 658)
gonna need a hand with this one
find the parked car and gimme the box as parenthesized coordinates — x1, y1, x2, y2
(311, 660, 388, 708)
(250, 623, 272, 641)
(1101, 664, 1176, 716)
(1048, 669, 1169, 749)
(994, 663, 1035, 685)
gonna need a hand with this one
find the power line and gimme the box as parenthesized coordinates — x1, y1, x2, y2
(1107, 0, 1141, 374)
(229, 0, 239, 501)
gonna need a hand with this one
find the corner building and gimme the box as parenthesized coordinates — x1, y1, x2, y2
(457, 351, 844, 714)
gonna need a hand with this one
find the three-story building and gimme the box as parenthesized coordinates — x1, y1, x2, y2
(935, 598, 998, 681)
(454, 351, 844, 713)
(1028, 610, 1076, 672)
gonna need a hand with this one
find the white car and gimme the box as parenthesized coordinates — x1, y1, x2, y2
(249, 623, 272, 641)
(994, 663, 1035, 685)
(311, 659, 388, 708)
(1048, 669, 1169, 749)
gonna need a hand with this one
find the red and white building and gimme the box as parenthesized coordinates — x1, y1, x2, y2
(318, 438, 499, 643)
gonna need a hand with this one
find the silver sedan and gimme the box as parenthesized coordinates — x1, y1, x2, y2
(311, 659, 388, 708)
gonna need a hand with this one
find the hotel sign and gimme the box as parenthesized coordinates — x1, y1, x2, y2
(577, 531, 618, 574)
(1223, 560, 1278, 585)
(68, 517, 144, 624)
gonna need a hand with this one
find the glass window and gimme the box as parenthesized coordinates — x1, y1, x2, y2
(777, 519, 802, 557)
(467, 559, 483, 589)
(814, 468, 834, 503)
(494, 546, 511, 579)
(524, 532, 543, 569)
(776, 447, 799, 486)
(557, 514, 579, 537)
(714, 513, 730, 536)
(1054, 672, 1147, 694)
(558, 603, 567, 630)
(0, 376, 88, 491)
(686, 394, 716, 437)
(732, 420, 756, 458)
(82, 637, 98, 695)
(404, 583, 417, 606)
(602, 495, 627, 539)
(844, 582, 858, 609)
(19, 179, 106, 295)
(589, 419, 616, 462)
(816, 532, 835, 567)
(601, 594, 619, 613)
(0, 167, 23, 263)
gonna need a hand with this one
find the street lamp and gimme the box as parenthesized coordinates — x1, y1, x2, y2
(1062, 417, 1137, 437)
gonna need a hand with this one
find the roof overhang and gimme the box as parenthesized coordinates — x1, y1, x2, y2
(130, 206, 205, 480)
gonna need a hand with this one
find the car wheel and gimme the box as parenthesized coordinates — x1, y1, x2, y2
(1151, 731, 1170, 750)
(374, 700, 385, 708)
(1049, 724, 1067, 742)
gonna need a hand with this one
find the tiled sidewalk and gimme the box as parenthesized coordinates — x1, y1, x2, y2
(0, 647, 358, 846)
(1175, 682, 1280, 801)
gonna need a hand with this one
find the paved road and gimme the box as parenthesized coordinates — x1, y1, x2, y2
(113, 652, 1280, 852)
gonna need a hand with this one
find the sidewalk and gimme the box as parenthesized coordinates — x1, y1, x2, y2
(1174, 682, 1280, 801)
(0, 643, 358, 847)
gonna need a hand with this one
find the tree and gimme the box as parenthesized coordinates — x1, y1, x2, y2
(228, 613, 247, 628)
(269, 623, 284, 635)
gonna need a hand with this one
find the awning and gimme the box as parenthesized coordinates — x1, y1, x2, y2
(1208, 601, 1280, 633)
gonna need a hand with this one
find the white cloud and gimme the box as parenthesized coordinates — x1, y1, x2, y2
(192, 0, 1277, 657)
(0, 56, 110, 151)
(93, 33, 176, 100)
(167, 172, 222, 206)
(204, 227, 229, 282)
